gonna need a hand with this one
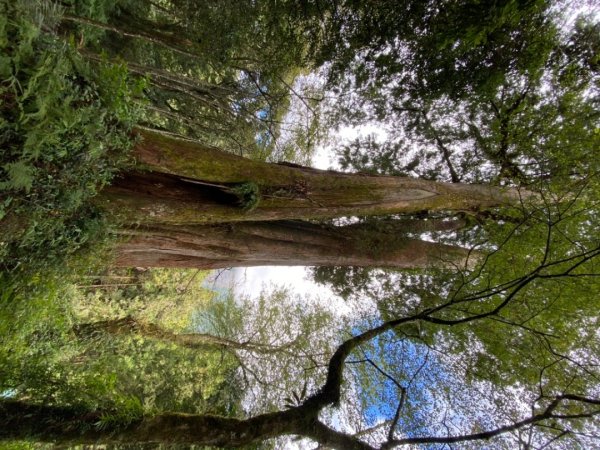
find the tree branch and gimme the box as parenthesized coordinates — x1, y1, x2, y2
(385, 395, 600, 447)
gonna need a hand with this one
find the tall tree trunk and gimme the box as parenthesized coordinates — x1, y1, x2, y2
(101, 128, 530, 225)
(62, 15, 199, 59)
(0, 400, 372, 449)
(115, 220, 478, 269)
(0, 400, 309, 448)
(74, 316, 298, 355)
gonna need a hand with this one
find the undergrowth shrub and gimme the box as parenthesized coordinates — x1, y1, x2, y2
(0, 0, 145, 288)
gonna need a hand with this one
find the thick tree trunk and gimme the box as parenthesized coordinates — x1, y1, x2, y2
(101, 128, 529, 225)
(0, 400, 373, 449)
(94, 128, 530, 270)
(0, 400, 309, 448)
(115, 220, 478, 269)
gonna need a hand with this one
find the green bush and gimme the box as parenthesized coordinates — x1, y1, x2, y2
(0, 0, 145, 284)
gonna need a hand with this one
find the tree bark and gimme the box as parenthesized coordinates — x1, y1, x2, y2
(94, 127, 519, 270)
(0, 400, 313, 448)
(62, 15, 199, 59)
(74, 316, 298, 355)
(100, 128, 530, 226)
(115, 220, 478, 269)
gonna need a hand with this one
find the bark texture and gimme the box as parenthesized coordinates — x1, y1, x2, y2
(0, 400, 316, 448)
(91, 128, 529, 270)
(101, 128, 530, 225)
(115, 220, 478, 269)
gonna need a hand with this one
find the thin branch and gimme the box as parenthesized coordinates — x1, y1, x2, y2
(420, 110, 461, 183)
(73, 316, 302, 356)
(384, 395, 600, 447)
(387, 388, 406, 443)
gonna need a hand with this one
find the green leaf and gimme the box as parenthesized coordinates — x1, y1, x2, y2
(1, 161, 35, 191)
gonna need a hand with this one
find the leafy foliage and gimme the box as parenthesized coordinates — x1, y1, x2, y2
(230, 181, 261, 211)
(192, 284, 340, 415)
(0, 0, 145, 285)
(0, 268, 238, 421)
(306, 0, 553, 99)
(60, 0, 325, 162)
(306, 0, 598, 188)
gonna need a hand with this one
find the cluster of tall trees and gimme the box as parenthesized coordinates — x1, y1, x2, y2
(1, 0, 599, 448)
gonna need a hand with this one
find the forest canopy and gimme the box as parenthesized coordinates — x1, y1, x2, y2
(1, 0, 599, 449)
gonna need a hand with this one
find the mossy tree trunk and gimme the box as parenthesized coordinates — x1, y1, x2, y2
(99, 129, 527, 270)
(0, 399, 372, 449)
(105, 128, 526, 224)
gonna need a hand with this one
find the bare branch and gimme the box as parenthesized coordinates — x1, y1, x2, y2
(384, 395, 600, 447)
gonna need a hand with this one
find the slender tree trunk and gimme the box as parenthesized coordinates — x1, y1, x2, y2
(115, 220, 478, 269)
(74, 316, 297, 354)
(62, 15, 199, 59)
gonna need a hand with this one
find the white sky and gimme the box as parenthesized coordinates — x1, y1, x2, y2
(231, 266, 327, 298)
